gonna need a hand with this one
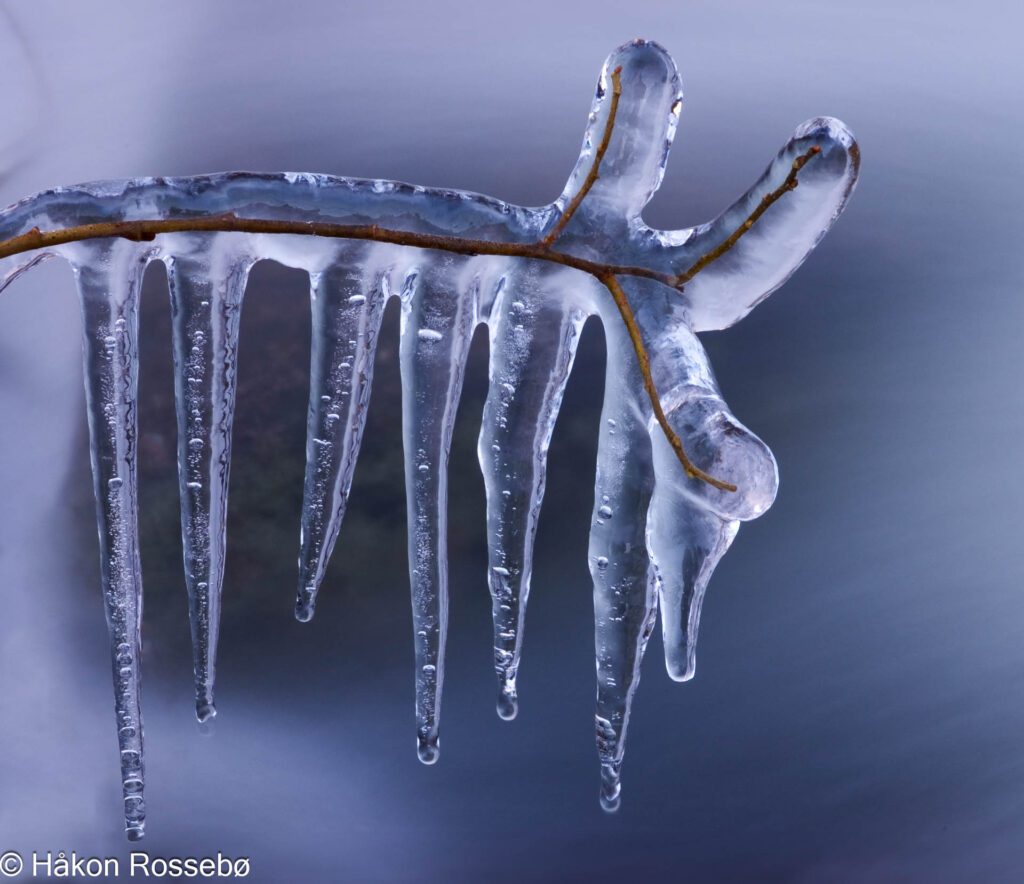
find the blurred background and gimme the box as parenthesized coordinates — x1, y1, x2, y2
(0, 1, 1022, 881)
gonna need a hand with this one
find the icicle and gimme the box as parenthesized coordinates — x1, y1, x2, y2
(589, 331, 657, 813)
(478, 265, 586, 719)
(72, 240, 148, 841)
(296, 250, 387, 621)
(646, 405, 743, 682)
(647, 485, 739, 683)
(165, 238, 253, 722)
(399, 256, 477, 763)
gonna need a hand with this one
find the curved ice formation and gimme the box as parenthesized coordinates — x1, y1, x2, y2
(0, 40, 858, 836)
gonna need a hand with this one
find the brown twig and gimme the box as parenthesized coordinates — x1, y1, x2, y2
(539, 65, 623, 248)
(0, 90, 819, 492)
(673, 145, 821, 285)
(0, 215, 677, 287)
(599, 273, 737, 492)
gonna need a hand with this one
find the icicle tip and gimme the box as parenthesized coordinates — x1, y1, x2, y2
(496, 680, 519, 721)
(416, 735, 440, 765)
(196, 698, 217, 723)
(295, 597, 316, 623)
(599, 762, 622, 813)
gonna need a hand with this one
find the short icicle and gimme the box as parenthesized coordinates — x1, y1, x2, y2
(399, 255, 477, 763)
(477, 264, 586, 720)
(73, 239, 149, 841)
(165, 237, 253, 722)
(646, 464, 739, 683)
(296, 247, 387, 621)
(589, 332, 658, 813)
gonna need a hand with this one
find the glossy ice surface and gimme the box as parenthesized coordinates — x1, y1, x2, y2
(0, 39, 857, 836)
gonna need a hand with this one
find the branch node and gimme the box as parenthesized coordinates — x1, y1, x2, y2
(599, 272, 736, 493)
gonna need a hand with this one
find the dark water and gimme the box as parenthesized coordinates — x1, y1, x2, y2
(0, 2, 1022, 881)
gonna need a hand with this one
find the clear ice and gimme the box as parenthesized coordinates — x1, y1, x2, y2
(0, 40, 858, 836)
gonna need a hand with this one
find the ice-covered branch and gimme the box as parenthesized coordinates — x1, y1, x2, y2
(0, 38, 858, 838)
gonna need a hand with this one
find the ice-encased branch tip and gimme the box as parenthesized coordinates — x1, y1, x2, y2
(540, 65, 624, 248)
(673, 145, 823, 286)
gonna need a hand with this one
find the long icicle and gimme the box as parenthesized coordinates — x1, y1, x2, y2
(73, 239, 148, 841)
(478, 264, 586, 719)
(589, 332, 658, 813)
(399, 256, 477, 763)
(165, 239, 253, 721)
(296, 250, 387, 621)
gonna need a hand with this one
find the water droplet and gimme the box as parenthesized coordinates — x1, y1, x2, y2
(195, 700, 217, 723)
(596, 556, 609, 570)
(417, 735, 440, 765)
(497, 684, 518, 721)
(295, 598, 315, 623)
(417, 328, 443, 342)
(600, 788, 621, 813)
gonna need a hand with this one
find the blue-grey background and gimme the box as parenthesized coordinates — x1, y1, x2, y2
(0, 1, 1021, 881)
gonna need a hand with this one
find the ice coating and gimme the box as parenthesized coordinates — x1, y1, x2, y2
(0, 39, 858, 835)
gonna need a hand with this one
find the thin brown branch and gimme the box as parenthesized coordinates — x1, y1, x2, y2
(0, 214, 678, 287)
(674, 145, 821, 285)
(539, 65, 623, 248)
(599, 272, 736, 492)
(0, 208, 730, 490)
